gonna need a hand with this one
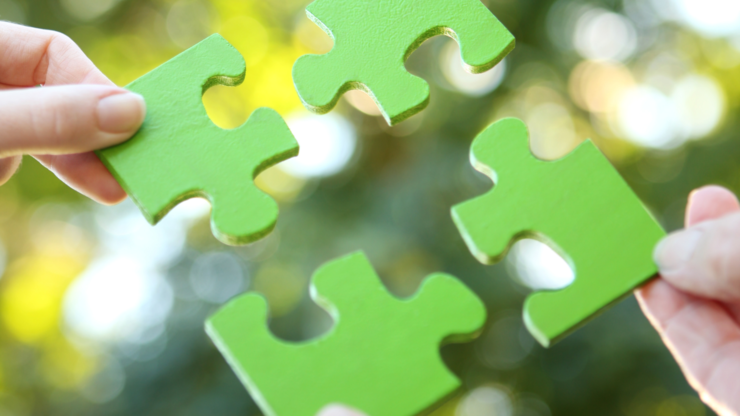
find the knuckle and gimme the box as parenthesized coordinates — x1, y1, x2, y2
(51, 97, 76, 141)
(43, 31, 85, 80)
(38, 90, 90, 149)
(49, 31, 75, 52)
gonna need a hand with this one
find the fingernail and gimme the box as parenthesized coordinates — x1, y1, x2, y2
(97, 92, 146, 134)
(654, 229, 703, 273)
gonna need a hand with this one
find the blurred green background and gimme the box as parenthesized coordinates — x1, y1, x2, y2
(1, 0, 739, 414)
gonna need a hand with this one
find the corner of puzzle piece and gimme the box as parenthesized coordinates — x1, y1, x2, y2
(292, 0, 516, 125)
(451, 117, 666, 347)
(205, 251, 486, 416)
(96, 34, 299, 246)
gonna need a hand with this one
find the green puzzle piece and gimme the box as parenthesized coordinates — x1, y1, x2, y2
(206, 252, 486, 416)
(292, 0, 515, 125)
(451, 118, 666, 347)
(96, 34, 299, 246)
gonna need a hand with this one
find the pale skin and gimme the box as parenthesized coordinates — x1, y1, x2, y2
(3, 21, 739, 416)
(638, 185, 740, 416)
(0, 21, 145, 203)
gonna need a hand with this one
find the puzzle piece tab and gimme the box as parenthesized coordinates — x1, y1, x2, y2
(97, 34, 299, 246)
(206, 252, 486, 416)
(292, 0, 515, 125)
(451, 118, 666, 347)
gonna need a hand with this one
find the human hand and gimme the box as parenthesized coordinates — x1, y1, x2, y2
(0, 22, 145, 204)
(317, 404, 368, 416)
(637, 185, 740, 416)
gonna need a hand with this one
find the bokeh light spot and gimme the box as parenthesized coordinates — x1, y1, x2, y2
(526, 103, 579, 160)
(672, 74, 725, 139)
(618, 86, 677, 148)
(508, 239, 575, 291)
(456, 386, 514, 416)
(280, 112, 357, 178)
(255, 165, 311, 202)
(189, 252, 247, 303)
(63, 256, 174, 344)
(166, 0, 217, 50)
(441, 41, 506, 96)
(60, 0, 121, 22)
(220, 15, 269, 68)
(675, 0, 740, 38)
(62, 199, 206, 346)
(574, 9, 637, 62)
(617, 75, 724, 149)
(569, 61, 635, 113)
(344, 90, 383, 116)
(2, 252, 86, 344)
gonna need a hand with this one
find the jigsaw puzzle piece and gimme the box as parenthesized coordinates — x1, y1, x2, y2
(97, 34, 299, 246)
(451, 118, 666, 347)
(206, 251, 486, 416)
(292, 0, 515, 125)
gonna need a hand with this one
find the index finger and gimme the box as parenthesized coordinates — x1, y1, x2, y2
(0, 21, 112, 87)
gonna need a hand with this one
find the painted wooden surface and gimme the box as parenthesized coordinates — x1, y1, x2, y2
(292, 0, 515, 125)
(206, 252, 486, 416)
(452, 118, 666, 347)
(97, 34, 299, 246)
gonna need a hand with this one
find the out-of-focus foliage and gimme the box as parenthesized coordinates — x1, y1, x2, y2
(1, 0, 739, 414)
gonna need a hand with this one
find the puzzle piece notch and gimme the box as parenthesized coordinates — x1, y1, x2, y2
(206, 251, 486, 416)
(292, 0, 515, 125)
(96, 34, 299, 246)
(451, 118, 666, 347)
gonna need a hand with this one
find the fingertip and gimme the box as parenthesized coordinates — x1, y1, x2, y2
(686, 185, 740, 227)
(89, 181, 128, 206)
(70, 165, 128, 205)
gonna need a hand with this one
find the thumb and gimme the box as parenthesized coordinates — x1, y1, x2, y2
(654, 211, 740, 302)
(0, 85, 145, 156)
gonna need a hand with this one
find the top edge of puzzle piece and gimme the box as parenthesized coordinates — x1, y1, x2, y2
(97, 34, 299, 246)
(206, 251, 486, 416)
(292, 0, 515, 125)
